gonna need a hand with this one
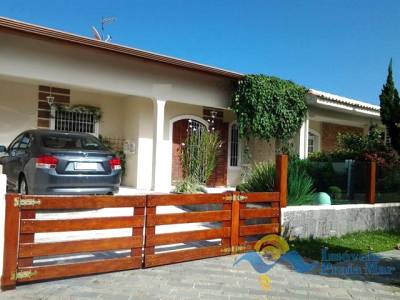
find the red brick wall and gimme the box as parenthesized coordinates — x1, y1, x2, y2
(37, 86, 70, 128)
(321, 122, 364, 151)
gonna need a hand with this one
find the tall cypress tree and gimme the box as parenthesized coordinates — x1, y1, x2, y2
(379, 59, 400, 154)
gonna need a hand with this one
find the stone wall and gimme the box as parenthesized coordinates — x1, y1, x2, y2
(281, 203, 400, 239)
(321, 122, 363, 151)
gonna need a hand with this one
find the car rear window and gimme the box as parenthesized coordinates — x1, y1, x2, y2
(41, 134, 107, 151)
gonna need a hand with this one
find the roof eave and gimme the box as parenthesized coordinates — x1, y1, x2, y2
(0, 17, 244, 80)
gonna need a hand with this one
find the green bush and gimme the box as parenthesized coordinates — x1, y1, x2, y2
(237, 160, 315, 205)
(236, 162, 275, 193)
(174, 177, 207, 194)
(328, 186, 342, 200)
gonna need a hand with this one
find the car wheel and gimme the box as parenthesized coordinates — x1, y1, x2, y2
(19, 175, 28, 195)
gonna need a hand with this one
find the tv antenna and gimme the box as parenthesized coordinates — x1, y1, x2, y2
(92, 16, 116, 42)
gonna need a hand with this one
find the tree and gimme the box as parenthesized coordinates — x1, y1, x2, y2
(231, 75, 308, 153)
(380, 59, 400, 154)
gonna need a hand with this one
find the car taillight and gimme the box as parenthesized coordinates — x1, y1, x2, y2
(109, 158, 121, 170)
(36, 155, 58, 169)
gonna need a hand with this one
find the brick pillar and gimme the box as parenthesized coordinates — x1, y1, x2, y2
(37, 86, 70, 129)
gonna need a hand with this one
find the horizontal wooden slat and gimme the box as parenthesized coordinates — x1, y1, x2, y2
(18, 195, 146, 210)
(241, 192, 280, 203)
(19, 236, 143, 258)
(144, 246, 224, 267)
(16, 257, 141, 283)
(146, 228, 230, 246)
(147, 210, 231, 226)
(239, 224, 280, 236)
(147, 194, 226, 207)
(240, 208, 280, 219)
(20, 216, 144, 233)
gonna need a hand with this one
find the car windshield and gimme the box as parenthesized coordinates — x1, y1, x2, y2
(41, 134, 107, 151)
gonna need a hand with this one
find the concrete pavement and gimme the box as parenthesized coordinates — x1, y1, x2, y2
(1, 250, 399, 300)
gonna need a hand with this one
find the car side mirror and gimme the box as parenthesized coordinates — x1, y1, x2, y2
(0, 146, 7, 158)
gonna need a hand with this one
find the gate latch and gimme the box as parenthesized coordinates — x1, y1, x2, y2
(11, 270, 37, 280)
(14, 197, 41, 207)
(222, 194, 248, 202)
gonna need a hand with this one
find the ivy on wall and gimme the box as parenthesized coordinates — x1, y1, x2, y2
(231, 74, 308, 152)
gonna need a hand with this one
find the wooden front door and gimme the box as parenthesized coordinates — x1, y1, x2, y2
(171, 119, 189, 183)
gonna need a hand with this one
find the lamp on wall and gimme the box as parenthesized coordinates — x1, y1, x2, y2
(46, 92, 55, 107)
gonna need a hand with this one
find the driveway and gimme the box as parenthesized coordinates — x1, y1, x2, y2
(1, 250, 400, 300)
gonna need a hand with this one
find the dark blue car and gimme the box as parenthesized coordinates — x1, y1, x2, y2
(0, 130, 121, 195)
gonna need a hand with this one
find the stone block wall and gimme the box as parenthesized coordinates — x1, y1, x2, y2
(282, 203, 400, 239)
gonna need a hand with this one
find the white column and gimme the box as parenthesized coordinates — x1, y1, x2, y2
(0, 173, 6, 278)
(304, 114, 309, 159)
(151, 99, 167, 191)
(299, 114, 309, 159)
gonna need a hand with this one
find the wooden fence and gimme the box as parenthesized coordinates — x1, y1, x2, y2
(1, 195, 146, 290)
(1, 155, 288, 290)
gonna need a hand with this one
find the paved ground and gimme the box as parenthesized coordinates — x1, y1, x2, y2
(1, 250, 399, 300)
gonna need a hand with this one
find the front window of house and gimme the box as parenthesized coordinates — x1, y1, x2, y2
(308, 130, 320, 154)
(52, 107, 99, 136)
(230, 124, 239, 167)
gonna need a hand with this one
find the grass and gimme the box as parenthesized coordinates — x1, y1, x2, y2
(289, 230, 400, 261)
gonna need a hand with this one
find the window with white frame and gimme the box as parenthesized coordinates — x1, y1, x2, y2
(308, 130, 320, 154)
(229, 124, 239, 167)
(51, 106, 99, 136)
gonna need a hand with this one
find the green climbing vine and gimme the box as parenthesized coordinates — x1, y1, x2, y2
(231, 74, 309, 153)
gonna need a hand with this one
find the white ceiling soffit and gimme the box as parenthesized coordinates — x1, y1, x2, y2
(308, 89, 380, 117)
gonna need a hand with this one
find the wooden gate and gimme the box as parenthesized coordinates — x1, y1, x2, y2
(143, 191, 282, 268)
(1, 194, 145, 290)
(144, 193, 232, 267)
(1, 155, 287, 290)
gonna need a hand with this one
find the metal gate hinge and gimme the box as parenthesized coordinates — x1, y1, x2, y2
(11, 270, 37, 280)
(222, 194, 248, 202)
(14, 197, 41, 207)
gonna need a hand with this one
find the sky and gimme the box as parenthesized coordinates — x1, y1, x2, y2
(1, 0, 400, 105)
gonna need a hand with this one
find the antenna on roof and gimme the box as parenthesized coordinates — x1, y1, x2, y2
(91, 16, 116, 42)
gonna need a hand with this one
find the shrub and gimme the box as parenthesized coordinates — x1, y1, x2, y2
(181, 128, 222, 184)
(236, 162, 275, 193)
(328, 186, 342, 200)
(309, 125, 399, 167)
(237, 159, 315, 205)
(174, 177, 207, 194)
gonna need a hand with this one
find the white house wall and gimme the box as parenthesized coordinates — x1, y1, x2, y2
(120, 96, 154, 190)
(0, 32, 234, 109)
(70, 89, 126, 138)
(0, 79, 37, 146)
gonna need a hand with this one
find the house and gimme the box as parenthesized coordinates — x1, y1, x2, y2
(0, 17, 381, 191)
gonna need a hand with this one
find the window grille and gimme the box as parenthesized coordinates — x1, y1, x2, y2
(230, 124, 239, 167)
(384, 127, 392, 147)
(52, 107, 99, 136)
